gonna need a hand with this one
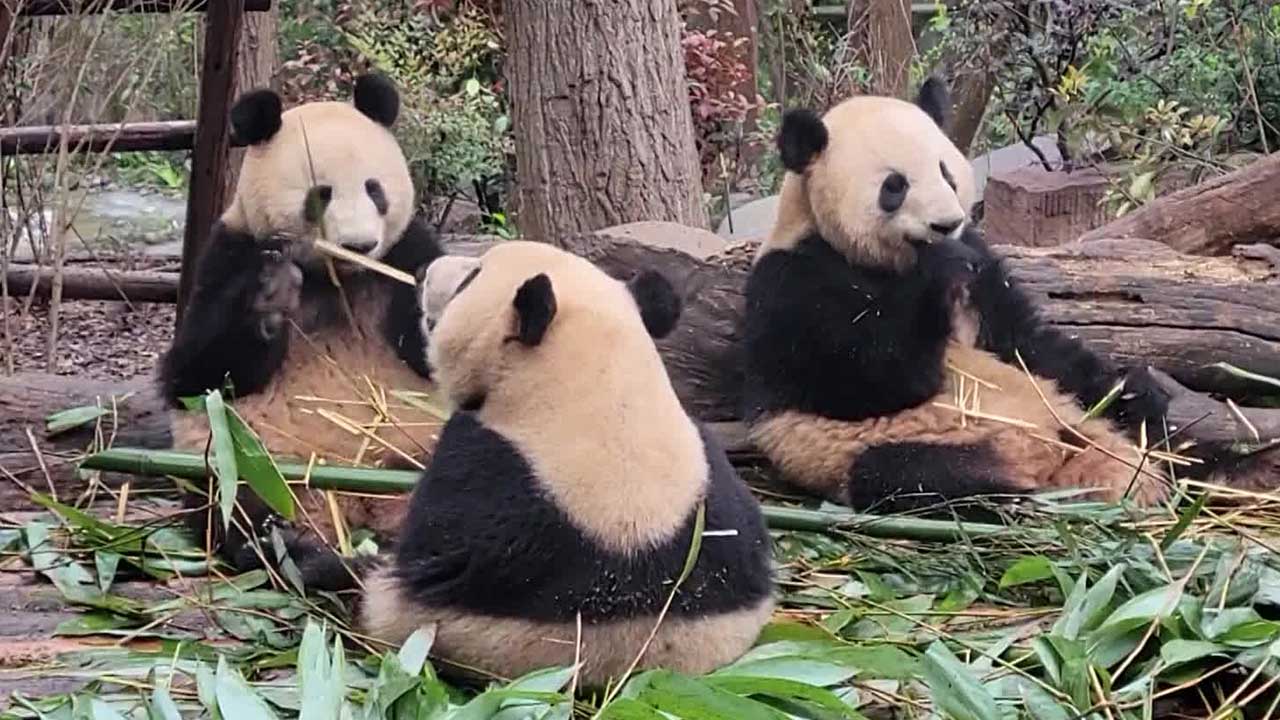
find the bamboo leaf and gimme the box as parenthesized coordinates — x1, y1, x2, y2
(398, 624, 437, 677)
(216, 655, 280, 720)
(226, 405, 295, 521)
(45, 405, 107, 436)
(1000, 555, 1055, 588)
(149, 685, 184, 720)
(920, 641, 1001, 720)
(204, 390, 239, 529)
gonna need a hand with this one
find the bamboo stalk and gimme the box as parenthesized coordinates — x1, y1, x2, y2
(79, 448, 1012, 541)
(312, 239, 415, 286)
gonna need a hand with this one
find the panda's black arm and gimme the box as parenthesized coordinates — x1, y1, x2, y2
(960, 228, 1171, 434)
(743, 239, 957, 420)
(158, 223, 289, 405)
(381, 216, 446, 379)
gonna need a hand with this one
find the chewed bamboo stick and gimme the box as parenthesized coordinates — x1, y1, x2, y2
(313, 239, 415, 286)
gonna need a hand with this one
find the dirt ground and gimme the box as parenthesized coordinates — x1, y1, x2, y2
(1, 296, 174, 382)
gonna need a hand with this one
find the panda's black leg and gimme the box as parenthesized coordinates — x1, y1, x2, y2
(846, 440, 1026, 521)
(159, 223, 298, 404)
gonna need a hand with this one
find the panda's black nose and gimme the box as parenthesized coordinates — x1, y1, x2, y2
(930, 219, 963, 235)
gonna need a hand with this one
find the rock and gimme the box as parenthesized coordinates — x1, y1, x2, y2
(595, 221, 728, 261)
(971, 136, 1062, 199)
(715, 195, 778, 241)
(982, 164, 1110, 247)
(434, 198, 486, 234)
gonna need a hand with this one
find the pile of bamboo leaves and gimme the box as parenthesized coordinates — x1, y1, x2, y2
(2, 387, 1279, 719)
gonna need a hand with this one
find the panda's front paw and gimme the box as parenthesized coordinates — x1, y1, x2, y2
(253, 252, 302, 340)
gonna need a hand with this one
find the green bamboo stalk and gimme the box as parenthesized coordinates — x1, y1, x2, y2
(80, 447, 1010, 541)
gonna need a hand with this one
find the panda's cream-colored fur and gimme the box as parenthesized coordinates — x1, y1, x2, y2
(361, 564, 774, 685)
(751, 345, 1165, 506)
(765, 95, 977, 273)
(221, 100, 414, 262)
(360, 241, 774, 683)
(422, 242, 706, 552)
(757, 92, 1168, 507)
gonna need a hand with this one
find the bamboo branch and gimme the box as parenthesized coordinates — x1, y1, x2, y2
(79, 447, 1013, 541)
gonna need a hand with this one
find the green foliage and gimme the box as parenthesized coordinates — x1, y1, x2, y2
(926, 0, 1277, 215)
(343, 2, 512, 223)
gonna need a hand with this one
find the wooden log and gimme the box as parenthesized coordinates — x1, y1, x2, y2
(542, 232, 1280, 419)
(17, 0, 271, 15)
(4, 264, 178, 302)
(0, 120, 240, 155)
(177, 0, 245, 323)
(1078, 152, 1280, 255)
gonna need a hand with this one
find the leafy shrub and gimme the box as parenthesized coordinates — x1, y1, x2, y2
(338, 1, 513, 224)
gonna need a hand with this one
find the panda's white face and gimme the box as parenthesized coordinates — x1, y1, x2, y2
(768, 93, 978, 273)
(226, 99, 415, 267)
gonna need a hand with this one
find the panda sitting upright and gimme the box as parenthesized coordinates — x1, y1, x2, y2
(352, 240, 776, 686)
(159, 74, 444, 566)
(740, 79, 1180, 513)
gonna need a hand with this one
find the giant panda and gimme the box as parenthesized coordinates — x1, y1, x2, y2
(349, 240, 776, 686)
(158, 74, 445, 569)
(739, 79, 1183, 514)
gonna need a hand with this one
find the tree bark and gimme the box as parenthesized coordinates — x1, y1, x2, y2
(846, 0, 915, 97)
(223, 4, 279, 201)
(1077, 152, 1280, 255)
(504, 0, 709, 242)
(947, 68, 994, 155)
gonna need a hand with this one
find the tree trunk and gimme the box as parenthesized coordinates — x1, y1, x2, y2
(222, 5, 279, 202)
(505, 0, 709, 242)
(1078, 152, 1280, 255)
(947, 68, 993, 155)
(846, 0, 915, 97)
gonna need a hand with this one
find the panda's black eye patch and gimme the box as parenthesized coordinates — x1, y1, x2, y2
(879, 172, 909, 213)
(365, 179, 389, 215)
(304, 185, 333, 223)
(940, 161, 957, 191)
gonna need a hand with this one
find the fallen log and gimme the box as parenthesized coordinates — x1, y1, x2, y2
(2, 232, 1278, 501)
(1078, 152, 1280, 255)
(4, 264, 178, 303)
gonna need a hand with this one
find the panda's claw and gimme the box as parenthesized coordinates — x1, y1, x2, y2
(253, 258, 302, 339)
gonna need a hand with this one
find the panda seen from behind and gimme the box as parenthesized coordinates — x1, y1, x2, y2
(159, 74, 445, 569)
(740, 78, 1178, 513)
(357, 240, 775, 686)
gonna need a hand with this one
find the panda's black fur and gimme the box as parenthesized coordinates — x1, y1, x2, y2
(159, 74, 446, 576)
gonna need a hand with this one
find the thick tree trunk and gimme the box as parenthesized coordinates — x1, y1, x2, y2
(504, 0, 709, 241)
(846, 0, 915, 97)
(223, 5, 279, 201)
(1078, 152, 1280, 255)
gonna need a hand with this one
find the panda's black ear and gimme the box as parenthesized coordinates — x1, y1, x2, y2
(354, 73, 400, 127)
(512, 273, 557, 346)
(628, 270, 681, 340)
(230, 89, 283, 145)
(778, 109, 829, 173)
(916, 75, 950, 129)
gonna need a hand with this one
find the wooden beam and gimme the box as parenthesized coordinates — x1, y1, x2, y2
(0, 120, 251, 155)
(17, 0, 270, 15)
(4, 264, 178, 302)
(177, 0, 244, 322)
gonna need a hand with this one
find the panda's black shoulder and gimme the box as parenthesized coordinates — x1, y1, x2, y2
(383, 215, 445, 275)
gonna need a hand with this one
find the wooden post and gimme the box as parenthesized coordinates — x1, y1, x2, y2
(177, 0, 246, 322)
